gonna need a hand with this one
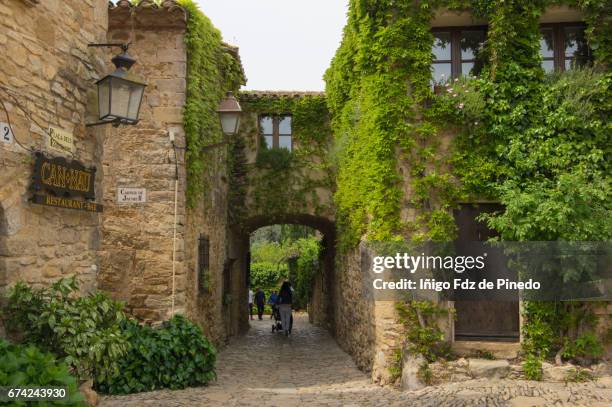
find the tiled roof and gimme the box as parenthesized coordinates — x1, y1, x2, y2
(109, 0, 187, 29)
(240, 91, 325, 101)
(109, 0, 182, 11)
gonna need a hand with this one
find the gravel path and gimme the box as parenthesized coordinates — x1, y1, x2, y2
(100, 314, 611, 406)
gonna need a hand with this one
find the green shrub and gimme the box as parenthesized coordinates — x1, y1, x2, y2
(4, 278, 129, 384)
(564, 367, 594, 383)
(388, 348, 403, 382)
(97, 315, 216, 394)
(561, 332, 604, 362)
(395, 300, 455, 363)
(521, 301, 603, 365)
(0, 339, 85, 406)
(417, 361, 434, 386)
(523, 354, 543, 381)
(250, 262, 287, 289)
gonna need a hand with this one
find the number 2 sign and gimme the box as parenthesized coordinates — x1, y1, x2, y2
(1, 122, 14, 145)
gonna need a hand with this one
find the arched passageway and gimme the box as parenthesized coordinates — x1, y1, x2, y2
(227, 215, 336, 338)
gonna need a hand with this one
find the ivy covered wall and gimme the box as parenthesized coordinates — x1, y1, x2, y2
(325, 0, 610, 383)
(175, 0, 246, 344)
(326, 0, 610, 248)
(178, 0, 246, 206)
(229, 93, 335, 231)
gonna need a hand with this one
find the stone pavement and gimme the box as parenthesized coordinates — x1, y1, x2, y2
(100, 314, 611, 407)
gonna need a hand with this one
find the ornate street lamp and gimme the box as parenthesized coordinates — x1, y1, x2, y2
(87, 43, 146, 127)
(217, 91, 242, 136)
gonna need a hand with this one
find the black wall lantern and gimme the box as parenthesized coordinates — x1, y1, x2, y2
(87, 43, 146, 127)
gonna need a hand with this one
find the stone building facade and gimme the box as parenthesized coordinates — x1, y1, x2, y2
(1, 0, 607, 387)
(0, 0, 240, 346)
(0, 0, 109, 294)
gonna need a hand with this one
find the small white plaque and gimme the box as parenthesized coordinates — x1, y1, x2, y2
(47, 127, 74, 155)
(117, 187, 147, 204)
(1, 122, 14, 144)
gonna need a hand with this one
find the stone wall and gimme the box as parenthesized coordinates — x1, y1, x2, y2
(0, 0, 109, 296)
(183, 147, 235, 344)
(98, 3, 189, 323)
(98, 2, 238, 346)
(237, 94, 335, 226)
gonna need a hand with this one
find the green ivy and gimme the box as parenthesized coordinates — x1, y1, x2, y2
(327, 0, 610, 374)
(230, 94, 334, 228)
(179, 0, 245, 206)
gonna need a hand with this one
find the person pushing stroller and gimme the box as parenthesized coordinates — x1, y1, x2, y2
(275, 281, 293, 336)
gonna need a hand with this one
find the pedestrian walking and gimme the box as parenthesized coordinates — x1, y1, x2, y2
(255, 288, 266, 320)
(276, 281, 293, 336)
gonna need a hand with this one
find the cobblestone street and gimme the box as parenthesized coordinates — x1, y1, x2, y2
(100, 314, 611, 406)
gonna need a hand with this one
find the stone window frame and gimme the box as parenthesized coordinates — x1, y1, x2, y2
(258, 114, 293, 152)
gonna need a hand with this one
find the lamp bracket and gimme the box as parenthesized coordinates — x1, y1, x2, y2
(86, 118, 138, 128)
(88, 43, 130, 52)
(88, 43, 135, 71)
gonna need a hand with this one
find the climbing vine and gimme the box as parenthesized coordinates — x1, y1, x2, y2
(179, 0, 245, 206)
(327, 0, 610, 381)
(229, 94, 334, 229)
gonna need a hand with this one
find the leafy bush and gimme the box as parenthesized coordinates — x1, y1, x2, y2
(292, 237, 321, 310)
(97, 315, 216, 394)
(0, 339, 85, 406)
(561, 332, 604, 362)
(388, 348, 403, 382)
(250, 262, 287, 289)
(522, 301, 603, 365)
(4, 277, 129, 384)
(564, 367, 594, 383)
(395, 300, 454, 363)
(522, 354, 543, 381)
(417, 361, 434, 385)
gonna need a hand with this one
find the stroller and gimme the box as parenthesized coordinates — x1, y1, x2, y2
(271, 305, 293, 333)
(271, 305, 282, 333)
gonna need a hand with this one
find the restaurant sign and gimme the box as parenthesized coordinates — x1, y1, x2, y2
(30, 152, 103, 212)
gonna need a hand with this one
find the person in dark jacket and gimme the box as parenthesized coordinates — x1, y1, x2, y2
(276, 281, 293, 336)
(254, 288, 266, 320)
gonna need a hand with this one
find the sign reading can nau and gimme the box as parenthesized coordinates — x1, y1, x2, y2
(30, 152, 102, 212)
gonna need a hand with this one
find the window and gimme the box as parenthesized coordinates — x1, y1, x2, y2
(198, 235, 210, 294)
(431, 23, 591, 82)
(432, 28, 486, 82)
(259, 115, 292, 151)
(540, 23, 591, 72)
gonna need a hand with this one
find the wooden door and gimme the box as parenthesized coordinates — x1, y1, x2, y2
(453, 204, 520, 341)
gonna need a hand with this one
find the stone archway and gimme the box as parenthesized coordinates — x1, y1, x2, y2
(227, 214, 336, 337)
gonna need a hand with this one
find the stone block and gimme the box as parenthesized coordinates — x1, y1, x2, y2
(542, 364, 577, 382)
(401, 352, 426, 391)
(468, 359, 510, 379)
(152, 107, 183, 124)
